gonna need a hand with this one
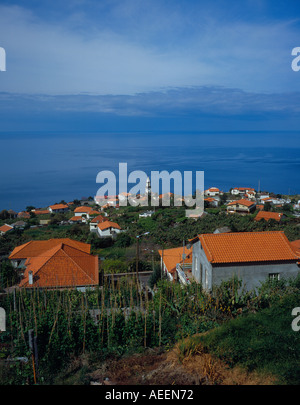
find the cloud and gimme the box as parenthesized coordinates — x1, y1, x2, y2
(0, 2, 299, 96)
(1, 86, 300, 118)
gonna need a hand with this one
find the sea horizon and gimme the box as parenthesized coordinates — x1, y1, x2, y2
(1, 130, 299, 213)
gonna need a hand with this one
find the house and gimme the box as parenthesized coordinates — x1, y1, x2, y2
(227, 199, 256, 213)
(189, 231, 300, 291)
(18, 211, 30, 219)
(68, 216, 84, 224)
(89, 215, 107, 232)
(32, 209, 50, 215)
(204, 197, 218, 208)
(39, 219, 51, 226)
(48, 204, 69, 214)
(9, 238, 98, 290)
(231, 187, 255, 196)
(12, 221, 26, 229)
(254, 211, 284, 222)
(204, 187, 220, 197)
(74, 206, 93, 217)
(0, 224, 14, 236)
(158, 246, 193, 284)
(96, 221, 121, 238)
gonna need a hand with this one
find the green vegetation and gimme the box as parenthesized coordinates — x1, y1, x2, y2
(177, 275, 300, 384)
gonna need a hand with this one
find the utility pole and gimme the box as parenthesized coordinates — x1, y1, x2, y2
(28, 329, 38, 384)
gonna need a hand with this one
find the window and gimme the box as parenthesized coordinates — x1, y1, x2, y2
(269, 273, 280, 281)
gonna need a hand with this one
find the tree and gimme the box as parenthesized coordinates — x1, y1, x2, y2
(0, 259, 18, 288)
(264, 202, 272, 212)
(0, 210, 9, 220)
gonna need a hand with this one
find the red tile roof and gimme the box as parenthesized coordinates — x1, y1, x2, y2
(33, 210, 50, 215)
(90, 215, 107, 223)
(69, 216, 82, 222)
(18, 242, 98, 288)
(254, 211, 283, 222)
(227, 199, 255, 208)
(290, 240, 300, 255)
(97, 221, 121, 231)
(158, 246, 192, 274)
(49, 204, 69, 210)
(197, 231, 299, 264)
(0, 224, 13, 233)
(9, 238, 91, 259)
(74, 206, 93, 213)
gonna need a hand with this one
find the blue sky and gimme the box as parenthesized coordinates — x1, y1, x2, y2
(1, 0, 300, 134)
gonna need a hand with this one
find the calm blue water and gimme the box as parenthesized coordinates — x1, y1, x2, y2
(0, 131, 299, 212)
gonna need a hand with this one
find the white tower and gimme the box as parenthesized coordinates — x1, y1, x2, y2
(145, 176, 151, 195)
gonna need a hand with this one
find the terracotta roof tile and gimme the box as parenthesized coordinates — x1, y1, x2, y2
(227, 199, 255, 207)
(198, 231, 299, 264)
(254, 211, 283, 222)
(158, 246, 192, 274)
(97, 221, 121, 231)
(74, 206, 93, 213)
(0, 224, 13, 233)
(49, 204, 69, 210)
(19, 242, 98, 288)
(9, 238, 90, 259)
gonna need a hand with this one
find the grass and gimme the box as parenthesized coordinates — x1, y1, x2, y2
(179, 292, 300, 384)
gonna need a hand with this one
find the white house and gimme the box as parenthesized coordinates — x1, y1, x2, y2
(204, 187, 220, 197)
(48, 204, 69, 214)
(89, 215, 107, 232)
(96, 221, 122, 238)
(0, 224, 13, 236)
(231, 187, 255, 196)
(189, 231, 300, 292)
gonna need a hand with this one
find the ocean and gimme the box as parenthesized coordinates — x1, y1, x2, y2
(0, 131, 299, 212)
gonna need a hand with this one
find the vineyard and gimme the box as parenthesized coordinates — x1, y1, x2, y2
(1, 275, 299, 384)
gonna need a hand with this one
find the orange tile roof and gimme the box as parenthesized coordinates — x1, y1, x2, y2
(227, 199, 255, 207)
(69, 216, 82, 221)
(233, 187, 255, 191)
(49, 204, 69, 210)
(204, 197, 216, 202)
(90, 215, 107, 223)
(33, 210, 50, 215)
(74, 206, 93, 213)
(290, 240, 300, 255)
(18, 242, 98, 288)
(97, 221, 121, 231)
(18, 211, 30, 218)
(0, 224, 13, 233)
(89, 210, 101, 216)
(197, 231, 299, 264)
(9, 238, 91, 259)
(158, 246, 192, 274)
(254, 211, 283, 222)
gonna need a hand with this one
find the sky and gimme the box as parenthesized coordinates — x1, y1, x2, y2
(1, 0, 300, 133)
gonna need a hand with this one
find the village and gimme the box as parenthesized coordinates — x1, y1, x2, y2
(0, 182, 299, 293)
(0, 181, 300, 385)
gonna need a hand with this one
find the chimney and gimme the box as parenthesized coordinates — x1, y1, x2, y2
(28, 271, 33, 285)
